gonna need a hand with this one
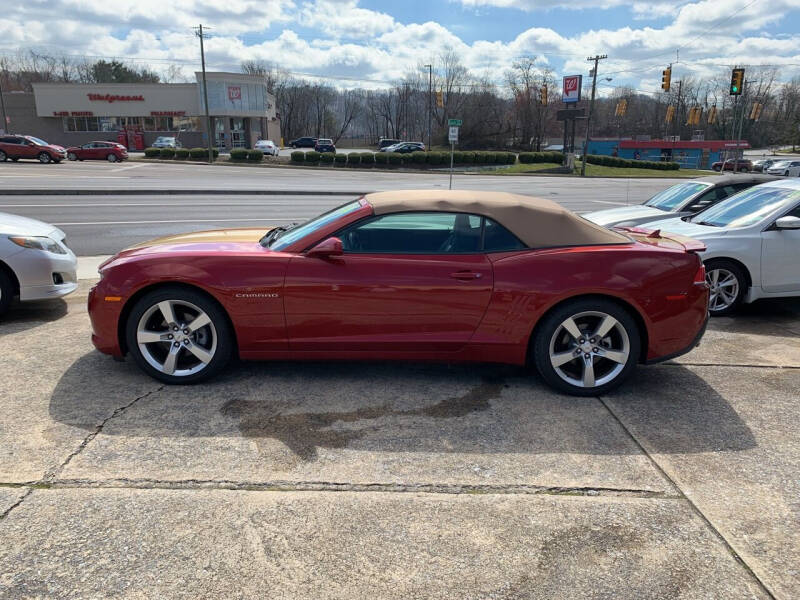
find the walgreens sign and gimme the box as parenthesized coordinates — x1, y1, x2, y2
(87, 93, 145, 103)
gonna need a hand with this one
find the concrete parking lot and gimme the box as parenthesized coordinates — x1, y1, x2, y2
(1, 284, 798, 598)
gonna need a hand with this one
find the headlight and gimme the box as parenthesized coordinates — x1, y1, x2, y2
(9, 236, 67, 254)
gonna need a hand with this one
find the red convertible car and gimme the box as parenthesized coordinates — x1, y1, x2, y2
(89, 191, 709, 395)
(66, 141, 128, 162)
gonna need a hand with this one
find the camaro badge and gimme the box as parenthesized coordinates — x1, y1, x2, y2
(235, 292, 279, 298)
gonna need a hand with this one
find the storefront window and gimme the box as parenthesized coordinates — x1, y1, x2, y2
(143, 117, 156, 131)
(99, 117, 119, 132)
(174, 116, 200, 132)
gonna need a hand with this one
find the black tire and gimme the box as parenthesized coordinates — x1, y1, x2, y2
(705, 259, 747, 317)
(38, 152, 51, 164)
(107, 153, 118, 162)
(67, 152, 78, 161)
(0, 150, 6, 162)
(125, 286, 233, 384)
(531, 298, 641, 397)
(11, 157, 18, 162)
(0, 268, 15, 316)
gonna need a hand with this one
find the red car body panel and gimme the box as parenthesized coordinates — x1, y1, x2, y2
(88, 202, 708, 367)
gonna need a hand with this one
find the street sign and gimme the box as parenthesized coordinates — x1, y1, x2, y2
(557, 108, 585, 121)
(449, 126, 459, 143)
(562, 75, 582, 103)
(448, 119, 462, 126)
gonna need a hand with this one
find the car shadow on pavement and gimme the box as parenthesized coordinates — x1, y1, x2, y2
(48, 352, 756, 462)
(0, 299, 68, 334)
(709, 297, 800, 337)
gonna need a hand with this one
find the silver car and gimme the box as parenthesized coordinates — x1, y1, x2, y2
(0, 212, 77, 315)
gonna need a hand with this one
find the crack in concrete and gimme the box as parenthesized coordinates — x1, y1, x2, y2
(0, 478, 680, 499)
(596, 396, 777, 600)
(0, 385, 163, 523)
(665, 361, 800, 370)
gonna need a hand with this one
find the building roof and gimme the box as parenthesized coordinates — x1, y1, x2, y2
(619, 139, 750, 151)
(365, 190, 628, 248)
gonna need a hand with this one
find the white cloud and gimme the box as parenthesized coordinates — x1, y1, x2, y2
(299, 0, 395, 38)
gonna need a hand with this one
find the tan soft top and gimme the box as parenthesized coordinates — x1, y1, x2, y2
(366, 190, 628, 248)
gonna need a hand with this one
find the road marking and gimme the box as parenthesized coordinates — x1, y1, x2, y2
(55, 217, 305, 226)
(110, 163, 149, 173)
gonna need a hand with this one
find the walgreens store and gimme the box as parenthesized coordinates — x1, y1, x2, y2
(4, 72, 279, 151)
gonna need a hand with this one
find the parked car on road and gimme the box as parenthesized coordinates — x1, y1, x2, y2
(289, 137, 317, 148)
(636, 178, 800, 316)
(151, 136, 182, 149)
(584, 175, 777, 228)
(89, 190, 709, 396)
(711, 158, 753, 172)
(66, 141, 128, 162)
(377, 138, 401, 150)
(0, 212, 77, 316)
(314, 138, 336, 153)
(766, 160, 800, 177)
(0, 135, 67, 164)
(380, 142, 426, 153)
(753, 159, 779, 172)
(254, 140, 279, 156)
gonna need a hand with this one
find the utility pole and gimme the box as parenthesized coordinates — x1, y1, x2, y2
(734, 79, 750, 173)
(194, 24, 214, 164)
(581, 54, 607, 176)
(0, 63, 8, 134)
(425, 64, 432, 150)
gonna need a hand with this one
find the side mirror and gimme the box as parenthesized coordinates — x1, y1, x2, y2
(774, 216, 800, 230)
(306, 237, 343, 258)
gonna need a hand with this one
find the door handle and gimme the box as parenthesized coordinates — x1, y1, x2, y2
(450, 271, 482, 280)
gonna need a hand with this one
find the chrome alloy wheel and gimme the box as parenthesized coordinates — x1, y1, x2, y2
(136, 299, 217, 377)
(548, 311, 630, 389)
(706, 268, 739, 313)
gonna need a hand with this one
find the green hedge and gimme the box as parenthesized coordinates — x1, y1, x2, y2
(320, 152, 335, 163)
(585, 154, 679, 170)
(290, 151, 305, 163)
(144, 147, 160, 157)
(305, 151, 320, 164)
(159, 147, 175, 158)
(374, 152, 388, 165)
(230, 148, 249, 161)
(174, 148, 190, 159)
(334, 153, 347, 164)
(358, 152, 372, 165)
(188, 147, 219, 159)
(388, 153, 402, 165)
(247, 149, 264, 162)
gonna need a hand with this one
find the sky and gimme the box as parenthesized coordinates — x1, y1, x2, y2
(2, 0, 800, 95)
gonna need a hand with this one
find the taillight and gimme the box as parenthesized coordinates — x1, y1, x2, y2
(693, 263, 707, 285)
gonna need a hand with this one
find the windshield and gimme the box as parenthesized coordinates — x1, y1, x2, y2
(26, 136, 49, 146)
(690, 186, 800, 228)
(269, 200, 363, 251)
(770, 161, 789, 168)
(644, 182, 710, 211)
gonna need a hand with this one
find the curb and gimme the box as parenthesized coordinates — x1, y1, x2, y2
(0, 189, 370, 196)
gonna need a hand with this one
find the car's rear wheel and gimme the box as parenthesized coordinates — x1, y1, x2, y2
(38, 152, 51, 164)
(705, 259, 746, 316)
(67, 152, 78, 161)
(0, 269, 15, 316)
(532, 298, 640, 396)
(125, 287, 233, 384)
(0, 150, 6, 162)
(107, 153, 118, 162)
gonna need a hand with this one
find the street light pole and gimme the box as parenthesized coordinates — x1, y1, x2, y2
(425, 64, 432, 150)
(581, 54, 607, 177)
(195, 24, 214, 164)
(0, 66, 8, 135)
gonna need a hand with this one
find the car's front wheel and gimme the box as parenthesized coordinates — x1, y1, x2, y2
(38, 152, 52, 164)
(0, 268, 15, 316)
(532, 298, 640, 396)
(705, 259, 746, 316)
(107, 154, 118, 162)
(0, 150, 6, 162)
(125, 287, 233, 384)
(67, 152, 78, 161)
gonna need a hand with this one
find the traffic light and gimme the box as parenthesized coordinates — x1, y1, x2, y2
(749, 102, 763, 121)
(708, 105, 718, 124)
(730, 68, 745, 95)
(685, 106, 702, 125)
(435, 90, 444, 108)
(665, 105, 675, 123)
(615, 99, 627, 117)
(661, 67, 671, 92)
(540, 85, 548, 106)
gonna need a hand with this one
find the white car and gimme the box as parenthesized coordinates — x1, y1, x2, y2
(766, 160, 800, 177)
(151, 136, 182, 149)
(583, 175, 774, 228)
(0, 212, 78, 315)
(637, 179, 800, 316)
(254, 139, 279, 156)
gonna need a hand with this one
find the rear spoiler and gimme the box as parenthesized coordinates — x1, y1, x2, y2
(614, 225, 706, 253)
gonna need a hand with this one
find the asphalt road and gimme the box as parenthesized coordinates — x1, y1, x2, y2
(0, 161, 685, 255)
